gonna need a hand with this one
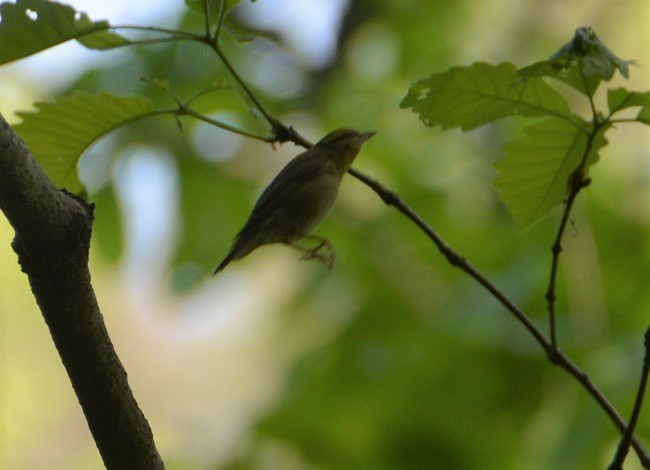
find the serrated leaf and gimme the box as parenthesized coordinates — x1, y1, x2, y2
(14, 91, 155, 194)
(550, 27, 632, 81)
(494, 118, 607, 229)
(518, 60, 601, 97)
(0, 0, 129, 65)
(607, 88, 650, 124)
(400, 62, 577, 131)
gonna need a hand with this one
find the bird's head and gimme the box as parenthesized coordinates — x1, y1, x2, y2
(315, 128, 376, 170)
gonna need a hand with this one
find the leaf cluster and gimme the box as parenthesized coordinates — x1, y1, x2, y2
(400, 27, 648, 228)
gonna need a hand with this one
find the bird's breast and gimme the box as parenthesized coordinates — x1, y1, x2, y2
(284, 172, 341, 235)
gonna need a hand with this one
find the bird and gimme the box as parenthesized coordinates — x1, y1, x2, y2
(214, 128, 376, 275)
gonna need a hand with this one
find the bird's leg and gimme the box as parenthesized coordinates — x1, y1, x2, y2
(287, 235, 336, 269)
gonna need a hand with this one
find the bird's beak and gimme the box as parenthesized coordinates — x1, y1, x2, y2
(360, 131, 377, 142)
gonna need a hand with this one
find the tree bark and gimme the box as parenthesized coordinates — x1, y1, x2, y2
(0, 114, 164, 469)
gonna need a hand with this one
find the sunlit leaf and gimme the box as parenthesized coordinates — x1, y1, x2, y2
(518, 60, 601, 97)
(0, 0, 129, 65)
(14, 91, 155, 194)
(607, 88, 650, 124)
(494, 118, 608, 229)
(401, 62, 577, 131)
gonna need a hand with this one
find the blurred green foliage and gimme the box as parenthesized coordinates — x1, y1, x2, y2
(1, 0, 648, 469)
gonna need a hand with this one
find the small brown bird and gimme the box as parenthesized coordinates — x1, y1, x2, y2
(214, 128, 376, 274)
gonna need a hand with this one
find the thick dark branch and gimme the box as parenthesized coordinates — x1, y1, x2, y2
(0, 115, 164, 469)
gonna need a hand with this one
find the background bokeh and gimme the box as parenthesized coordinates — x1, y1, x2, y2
(1, 0, 648, 468)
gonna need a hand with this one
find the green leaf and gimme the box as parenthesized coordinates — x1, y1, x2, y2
(400, 62, 576, 131)
(518, 60, 601, 97)
(14, 91, 155, 194)
(550, 27, 632, 81)
(607, 88, 650, 124)
(0, 0, 129, 65)
(184, 0, 242, 25)
(77, 29, 130, 51)
(494, 119, 607, 229)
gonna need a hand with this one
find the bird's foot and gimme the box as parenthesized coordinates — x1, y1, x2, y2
(300, 239, 336, 269)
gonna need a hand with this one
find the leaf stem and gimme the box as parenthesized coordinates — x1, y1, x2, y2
(203, 0, 213, 41)
(176, 105, 273, 141)
(110, 24, 201, 40)
(584, 73, 599, 123)
(214, 0, 227, 46)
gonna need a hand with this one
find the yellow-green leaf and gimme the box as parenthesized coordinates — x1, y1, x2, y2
(14, 91, 154, 194)
(518, 60, 601, 97)
(494, 119, 607, 229)
(401, 62, 577, 131)
(607, 88, 650, 124)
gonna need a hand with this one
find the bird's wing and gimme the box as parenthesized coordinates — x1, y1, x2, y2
(238, 150, 328, 236)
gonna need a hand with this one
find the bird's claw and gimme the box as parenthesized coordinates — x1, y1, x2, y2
(300, 241, 336, 269)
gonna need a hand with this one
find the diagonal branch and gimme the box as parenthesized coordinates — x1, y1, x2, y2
(115, 7, 649, 465)
(198, 25, 650, 464)
(0, 114, 164, 469)
(350, 166, 649, 466)
(608, 327, 650, 470)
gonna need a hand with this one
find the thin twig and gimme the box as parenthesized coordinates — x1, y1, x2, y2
(203, 0, 213, 41)
(110, 24, 199, 37)
(176, 105, 272, 141)
(545, 116, 603, 352)
(545, 174, 583, 352)
(206, 1, 281, 133)
(608, 327, 650, 470)
(214, 0, 227, 45)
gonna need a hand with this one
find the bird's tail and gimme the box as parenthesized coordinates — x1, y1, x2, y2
(213, 249, 238, 276)
(213, 235, 257, 275)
